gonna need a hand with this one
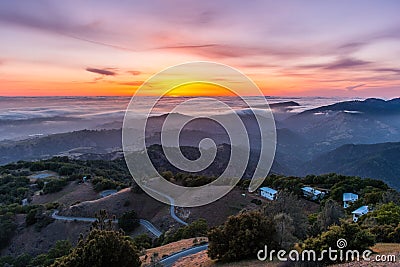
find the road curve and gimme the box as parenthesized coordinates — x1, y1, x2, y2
(159, 244, 208, 267)
(51, 210, 162, 237)
(142, 185, 188, 226)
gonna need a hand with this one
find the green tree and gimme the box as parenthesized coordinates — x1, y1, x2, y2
(118, 210, 140, 232)
(158, 218, 208, 245)
(132, 234, 152, 250)
(0, 214, 17, 250)
(208, 211, 277, 262)
(51, 229, 141, 267)
(91, 209, 116, 231)
(26, 208, 38, 226)
(30, 240, 72, 266)
(304, 221, 375, 263)
(367, 202, 400, 225)
(274, 213, 296, 249)
(318, 199, 345, 231)
(263, 190, 308, 239)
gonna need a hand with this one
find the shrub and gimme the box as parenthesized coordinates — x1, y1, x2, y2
(43, 178, 68, 194)
(0, 214, 17, 250)
(304, 221, 375, 263)
(208, 211, 277, 262)
(118, 210, 140, 232)
(51, 229, 141, 267)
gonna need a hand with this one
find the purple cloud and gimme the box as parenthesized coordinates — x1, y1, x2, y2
(86, 67, 116, 76)
(346, 83, 366, 91)
(127, 70, 141, 76)
(325, 58, 371, 70)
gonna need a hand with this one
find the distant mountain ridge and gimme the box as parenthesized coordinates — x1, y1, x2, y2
(299, 98, 400, 116)
(1, 98, 400, 190)
(306, 142, 400, 189)
(282, 97, 400, 156)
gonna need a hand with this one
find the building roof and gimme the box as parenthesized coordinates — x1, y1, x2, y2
(259, 187, 277, 195)
(301, 186, 323, 195)
(343, 193, 358, 201)
(352, 205, 369, 214)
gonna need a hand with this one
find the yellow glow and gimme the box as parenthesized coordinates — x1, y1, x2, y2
(165, 82, 237, 97)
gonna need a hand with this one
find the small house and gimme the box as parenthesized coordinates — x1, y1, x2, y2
(301, 186, 325, 201)
(352, 205, 369, 222)
(259, 187, 277, 200)
(343, 193, 358, 208)
(21, 198, 29, 206)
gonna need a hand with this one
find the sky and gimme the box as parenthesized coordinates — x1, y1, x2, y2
(0, 0, 400, 97)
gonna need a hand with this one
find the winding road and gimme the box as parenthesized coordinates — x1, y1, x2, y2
(142, 185, 188, 226)
(159, 244, 208, 267)
(51, 210, 162, 237)
(51, 187, 197, 266)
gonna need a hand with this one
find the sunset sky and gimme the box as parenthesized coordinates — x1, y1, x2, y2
(1, 0, 400, 97)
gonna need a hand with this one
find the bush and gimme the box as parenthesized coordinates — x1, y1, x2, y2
(44, 240, 72, 265)
(43, 178, 68, 194)
(208, 211, 277, 262)
(364, 202, 400, 225)
(0, 214, 17, 250)
(132, 234, 152, 250)
(51, 229, 141, 267)
(304, 221, 375, 263)
(26, 208, 38, 226)
(92, 177, 122, 192)
(118, 210, 140, 232)
(158, 219, 208, 245)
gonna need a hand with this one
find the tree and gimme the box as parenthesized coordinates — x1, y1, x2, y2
(118, 210, 140, 232)
(263, 190, 309, 239)
(0, 214, 17, 250)
(51, 229, 141, 267)
(367, 202, 400, 225)
(132, 234, 152, 250)
(274, 213, 296, 249)
(31, 240, 72, 266)
(91, 209, 116, 231)
(157, 218, 208, 245)
(208, 211, 277, 262)
(318, 199, 345, 231)
(26, 208, 38, 226)
(304, 221, 375, 263)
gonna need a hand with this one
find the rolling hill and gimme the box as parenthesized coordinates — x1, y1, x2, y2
(306, 142, 400, 189)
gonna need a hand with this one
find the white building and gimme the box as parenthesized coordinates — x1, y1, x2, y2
(259, 187, 278, 200)
(21, 198, 29, 206)
(343, 193, 358, 208)
(352, 205, 369, 222)
(301, 186, 325, 201)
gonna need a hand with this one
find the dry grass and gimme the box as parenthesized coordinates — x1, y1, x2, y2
(61, 187, 166, 220)
(173, 243, 400, 267)
(140, 237, 208, 265)
(172, 250, 280, 267)
(371, 243, 400, 254)
(185, 188, 262, 227)
(31, 181, 98, 206)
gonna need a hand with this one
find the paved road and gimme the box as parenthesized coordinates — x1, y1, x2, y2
(142, 185, 188, 226)
(51, 210, 162, 237)
(159, 244, 208, 267)
(138, 219, 162, 237)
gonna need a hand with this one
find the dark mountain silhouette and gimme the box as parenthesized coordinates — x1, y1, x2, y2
(1, 98, 400, 189)
(282, 98, 400, 157)
(300, 98, 400, 116)
(306, 142, 400, 190)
